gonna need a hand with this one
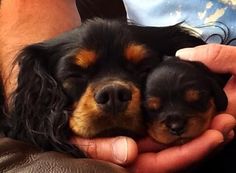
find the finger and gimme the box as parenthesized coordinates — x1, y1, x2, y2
(176, 44, 236, 75)
(224, 76, 236, 115)
(210, 113, 236, 137)
(71, 136, 138, 165)
(137, 137, 167, 153)
(225, 130, 235, 144)
(131, 130, 224, 173)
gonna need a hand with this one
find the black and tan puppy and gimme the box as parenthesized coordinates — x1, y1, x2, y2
(144, 56, 228, 145)
(2, 18, 205, 157)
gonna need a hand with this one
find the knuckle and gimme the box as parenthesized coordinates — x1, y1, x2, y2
(205, 44, 223, 63)
(86, 141, 98, 158)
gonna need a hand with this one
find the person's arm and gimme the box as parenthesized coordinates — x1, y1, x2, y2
(0, 0, 81, 98)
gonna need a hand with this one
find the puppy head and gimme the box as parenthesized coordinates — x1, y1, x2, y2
(61, 20, 161, 138)
(10, 19, 160, 154)
(144, 57, 228, 145)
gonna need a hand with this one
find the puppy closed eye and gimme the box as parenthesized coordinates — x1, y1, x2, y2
(124, 43, 160, 80)
(62, 76, 88, 99)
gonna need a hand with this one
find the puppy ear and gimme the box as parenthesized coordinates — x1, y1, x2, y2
(128, 23, 205, 56)
(190, 61, 228, 112)
(9, 43, 84, 157)
(0, 79, 7, 134)
(209, 77, 228, 112)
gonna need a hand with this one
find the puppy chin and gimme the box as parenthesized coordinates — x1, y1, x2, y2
(148, 127, 200, 146)
(147, 98, 217, 145)
(148, 116, 214, 145)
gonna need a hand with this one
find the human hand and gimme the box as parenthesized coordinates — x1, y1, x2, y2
(130, 44, 236, 172)
(176, 44, 236, 116)
(72, 113, 235, 173)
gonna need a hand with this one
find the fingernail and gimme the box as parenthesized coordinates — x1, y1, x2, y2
(223, 124, 235, 137)
(175, 48, 194, 60)
(112, 137, 128, 164)
(226, 130, 234, 141)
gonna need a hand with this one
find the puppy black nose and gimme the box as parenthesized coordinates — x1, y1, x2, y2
(94, 84, 132, 114)
(166, 116, 186, 136)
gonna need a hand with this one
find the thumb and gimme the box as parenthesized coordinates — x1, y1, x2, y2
(224, 76, 236, 115)
(176, 44, 236, 75)
(131, 130, 224, 173)
(71, 136, 138, 165)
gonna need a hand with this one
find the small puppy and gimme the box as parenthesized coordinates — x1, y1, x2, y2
(144, 56, 228, 145)
(2, 18, 205, 157)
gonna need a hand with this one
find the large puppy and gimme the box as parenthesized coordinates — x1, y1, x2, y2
(2, 18, 204, 157)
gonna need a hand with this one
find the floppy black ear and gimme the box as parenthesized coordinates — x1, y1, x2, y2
(209, 77, 228, 112)
(0, 77, 7, 133)
(189, 61, 229, 112)
(128, 23, 205, 56)
(8, 43, 84, 157)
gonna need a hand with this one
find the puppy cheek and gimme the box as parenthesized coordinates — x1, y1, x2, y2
(147, 121, 179, 144)
(185, 99, 216, 138)
(69, 84, 145, 138)
(69, 86, 102, 138)
(124, 85, 145, 133)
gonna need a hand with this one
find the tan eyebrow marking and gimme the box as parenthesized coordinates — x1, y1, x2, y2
(125, 43, 148, 63)
(146, 97, 161, 110)
(185, 89, 200, 102)
(75, 49, 97, 68)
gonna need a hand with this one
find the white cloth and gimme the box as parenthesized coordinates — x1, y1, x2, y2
(123, 0, 236, 45)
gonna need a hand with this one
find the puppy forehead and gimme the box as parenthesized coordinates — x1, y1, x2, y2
(146, 71, 210, 102)
(147, 61, 207, 87)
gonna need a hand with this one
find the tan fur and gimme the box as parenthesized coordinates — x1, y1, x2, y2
(75, 49, 97, 68)
(146, 97, 161, 111)
(69, 82, 144, 138)
(148, 98, 216, 144)
(125, 43, 148, 63)
(185, 99, 216, 138)
(185, 89, 200, 102)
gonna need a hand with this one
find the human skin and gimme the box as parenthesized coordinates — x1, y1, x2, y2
(0, 0, 81, 98)
(0, 1, 235, 173)
(72, 114, 235, 173)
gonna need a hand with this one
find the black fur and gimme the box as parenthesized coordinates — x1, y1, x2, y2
(144, 57, 235, 173)
(144, 56, 228, 132)
(0, 77, 5, 135)
(2, 18, 205, 157)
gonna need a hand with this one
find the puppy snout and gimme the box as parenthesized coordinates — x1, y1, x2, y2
(94, 84, 132, 114)
(166, 115, 186, 136)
